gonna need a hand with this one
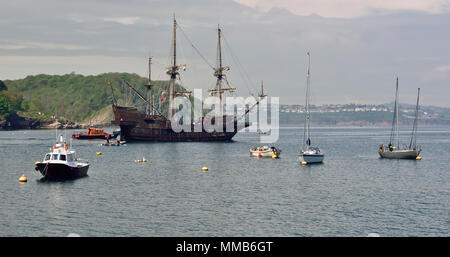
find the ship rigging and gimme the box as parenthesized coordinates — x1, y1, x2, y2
(111, 16, 264, 142)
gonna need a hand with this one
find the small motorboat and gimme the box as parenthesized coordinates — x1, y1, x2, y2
(35, 135, 89, 180)
(250, 146, 281, 158)
(101, 140, 127, 146)
(72, 128, 120, 140)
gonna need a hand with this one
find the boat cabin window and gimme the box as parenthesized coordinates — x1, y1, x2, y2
(67, 154, 73, 162)
(59, 154, 66, 161)
(44, 154, 51, 161)
(51, 154, 58, 160)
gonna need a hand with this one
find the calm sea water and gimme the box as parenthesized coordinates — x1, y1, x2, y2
(0, 125, 449, 237)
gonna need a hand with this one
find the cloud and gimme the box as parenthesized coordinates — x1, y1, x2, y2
(0, 55, 150, 79)
(422, 65, 450, 81)
(233, 0, 450, 18)
(436, 65, 450, 72)
(0, 44, 28, 50)
(6, 42, 92, 51)
(103, 17, 140, 25)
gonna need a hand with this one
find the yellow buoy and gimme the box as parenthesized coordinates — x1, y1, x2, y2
(35, 161, 40, 165)
(416, 156, 422, 160)
(135, 157, 147, 163)
(96, 152, 102, 155)
(202, 167, 208, 172)
(18, 174, 27, 183)
(272, 155, 277, 159)
(301, 161, 307, 166)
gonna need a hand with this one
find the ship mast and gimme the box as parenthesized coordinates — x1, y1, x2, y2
(146, 57, 152, 117)
(258, 80, 267, 99)
(208, 25, 235, 116)
(166, 15, 187, 120)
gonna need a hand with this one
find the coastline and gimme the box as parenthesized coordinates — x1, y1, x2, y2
(0, 115, 112, 130)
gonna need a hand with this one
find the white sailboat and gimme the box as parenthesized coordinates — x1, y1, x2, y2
(379, 78, 421, 159)
(299, 52, 324, 164)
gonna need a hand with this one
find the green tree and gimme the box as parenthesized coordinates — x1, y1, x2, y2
(0, 95, 12, 116)
(0, 80, 6, 91)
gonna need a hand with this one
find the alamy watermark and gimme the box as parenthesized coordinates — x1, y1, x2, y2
(170, 89, 279, 143)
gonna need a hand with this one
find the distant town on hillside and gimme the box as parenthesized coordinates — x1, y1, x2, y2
(278, 103, 450, 125)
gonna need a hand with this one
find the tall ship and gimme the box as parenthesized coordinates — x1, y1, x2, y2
(379, 78, 421, 159)
(112, 18, 259, 142)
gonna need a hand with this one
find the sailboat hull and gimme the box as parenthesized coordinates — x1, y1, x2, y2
(379, 149, 420, 159)
(299, 153, 324, 163)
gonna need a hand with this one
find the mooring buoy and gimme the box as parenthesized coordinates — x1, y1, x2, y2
(18, 174, 27, 183)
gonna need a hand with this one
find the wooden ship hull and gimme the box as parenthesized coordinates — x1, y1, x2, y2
(111, 105, 248, 142)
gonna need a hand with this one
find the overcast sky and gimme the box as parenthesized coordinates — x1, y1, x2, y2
(1, 0, 450, 107)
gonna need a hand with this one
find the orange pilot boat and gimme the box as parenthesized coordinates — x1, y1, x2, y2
(72, 127, 120, 140)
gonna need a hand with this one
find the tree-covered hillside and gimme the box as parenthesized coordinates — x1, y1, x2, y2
(3, 73, 186, 122)
(0, 79, 27, 121)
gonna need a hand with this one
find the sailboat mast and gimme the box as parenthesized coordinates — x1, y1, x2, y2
(389, 77, 399, 147)
(304, 52, 311, 150)
(146, 57, 152, 117)
(396, 79, 400, 148)
(409, 88, 420, 149)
